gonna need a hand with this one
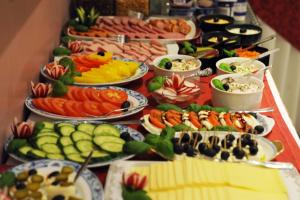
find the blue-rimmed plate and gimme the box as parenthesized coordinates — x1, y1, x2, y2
(40, 57, 148, 87)
(10, 159, 103, 200)
(25, 86, 147, 121)
(5, 121, 144, 168)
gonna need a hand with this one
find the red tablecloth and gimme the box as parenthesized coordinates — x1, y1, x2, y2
(1, 71, 300, 186)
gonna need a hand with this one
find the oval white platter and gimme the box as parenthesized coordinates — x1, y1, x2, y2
(41, 57, 148, 87)
(140, 113, 275, 137)
(25, 86, 147, 121)
(10, 159, 103, 200)
(6, 121, 144, 168)
(104, 160, 300, 200)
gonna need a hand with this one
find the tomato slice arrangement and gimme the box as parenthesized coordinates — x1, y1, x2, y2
(32, 86, 129, 117)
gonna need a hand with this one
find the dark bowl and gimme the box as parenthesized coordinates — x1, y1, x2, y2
(225, 24, 262, 46)
(199, 14, 234, 32)
(202, 31, 241, 50)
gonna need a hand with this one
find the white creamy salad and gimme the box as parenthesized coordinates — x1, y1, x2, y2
(222, 77, 261, 93)
(228, 28, 260, 35)
(171, 59, 198, 71)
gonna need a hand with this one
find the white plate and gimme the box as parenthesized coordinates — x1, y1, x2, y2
(140, 113, 275, 137)
(104, 160, 300, 200)
(67, 16, 199, 43)
(41, 58, 148, 87)
(25, 86, 147, 121)
(6, 121, 144, 168)
(10, 159, 103, 200)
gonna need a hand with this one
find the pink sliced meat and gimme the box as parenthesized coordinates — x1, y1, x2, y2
(102, 25, 118, 34)
(104, 44, 123, 53)
(127, 42, 141, 49)
(101, 17, 114, 26)
(144, 34, 159, 39)
(121, 17, 129, 26)
(149, 48, 166, 56)
(151, 44, 167, 52)
(128, 17, 140, 26)
(112, 17, 121, 25)
(148, 25, 167, 34)
(131, 25, 148, 33)
(123, 45, 131, 51)
(102, 39, 124, 50)
(125, 49, 143, 58)
(137, 24, 157, 34)
(140, 42, 151, 50)
(159, 32, 185, 39)
(129, 46, 150, 57)
(150, 40, 164, 47)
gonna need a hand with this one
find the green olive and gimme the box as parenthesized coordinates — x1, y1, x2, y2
(14, 189, 29, 199)
(61, 166, 74, 175)
(16, 171, 29, 181)
(60, 181, 73, 187)
(55, 174, 68, 182)
(30, 191, 42, 200)
(68, 196, 82, 200)
(31, 175, 44, 183)
(27, 182, 40, 191)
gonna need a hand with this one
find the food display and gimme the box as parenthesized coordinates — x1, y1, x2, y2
(105, 158, 290, 200)
(227, 27, 260, 35)
(212, 76, 262, 93)
(26, 85, 147, 120)
(199, 14, 234, 32)
(148, 74, 200, 107)
(225, 24, 262, 46)
(172, 131, 277, 161)
(141, 104, 272, 136)
(68, 16, 196, 41)
(7, 121, 144, 167)
(64, 39, 168, 65)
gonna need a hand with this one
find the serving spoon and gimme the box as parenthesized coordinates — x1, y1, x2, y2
(73, 151, 94, 182)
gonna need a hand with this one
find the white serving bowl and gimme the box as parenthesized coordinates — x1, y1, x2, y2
(211, 74, 264, 110)
(152, 54, 201, 77)
(216, 57, 265, 80)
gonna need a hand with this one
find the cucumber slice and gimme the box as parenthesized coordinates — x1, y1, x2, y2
(93, 136, 125, 147)
(75, 140, 94, 153)
(41, 122, 55, 130)
(41, 143, 61, 154)
(77, 123, 95, 135)
(36, 136, 58, 149)
(38, 128, 55, 133)
(36, 132, 59, 138)
(63, 145, 79, 155)
(18, 146, 33, 156)
(100, 142, 124, 153)
(71, 131, 92, 142)
(59, 126, 75, 136)
(81, 150, 109, 158)
(46, 153, 65, 160)
(27, 149, 46, 159)
(56, 122, 75, 128)
(66, 154, 85, 163)
(93, 124, 120, 137)
(59, 137, 73, 147)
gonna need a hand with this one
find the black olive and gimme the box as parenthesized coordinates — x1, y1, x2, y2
(208, 136, 220, 145)
(164, 62, 172, 70)
(225, 134, 235, 142)
(97, 51, 105, 56)
(248, 139, 258, 147)
(230, 65, 237, 71)
(221, 139, 233, 149)
(213, 144, 221, 153)
(233, 147, 245, 159)
(183, 143, 191, 153)
(249, 146, 259, 155)
(181, 133, 190, 143)
(205, 148, 217, 157)
(241, 134, 251, 142)
(120, 132, 132, 141)
(15, 181, 26, 190)
(192, 132, 202, 142)
(47, 171, 60, 179)
(223, 83, 230, 91)
(171, 137, 179, 144)
(240, 27, 247, 33)
(52, 195, 65, 200)
(51, 180, 60, 186)
(221, 151, 230, 161)
(217, 35, 223, 43)
(198, 142, 208, 154)
(186, 146, 196, 157)
(249, 112, 257, 119)
(28, 169, 37, 176)
(121, 101, 131, 112)
(237, 138, 247, 147)
(254, 125, 265, 134)
(174, 144, 184, 154)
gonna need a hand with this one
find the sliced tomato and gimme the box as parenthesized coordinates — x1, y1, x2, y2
(99, 89, 128, 106)
(76, 88, 90, 102)
(50, 98, 67, 115)
(73, 102, 89, 117)
(76, 64, 91, 72)
(64, 101, 82, 117)
(64, 86, 77, 100)
(82, 101, 103, 116)
(32, 98, 52, 113)
(86, 88, 103, 103)
(99, 102, 121, 115)
(75, 56, 100, 68)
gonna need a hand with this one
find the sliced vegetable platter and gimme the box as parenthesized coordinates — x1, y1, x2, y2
(26, 86, 148, 121)
(41, 57, 149, 87)
(6, 121, 144, 168)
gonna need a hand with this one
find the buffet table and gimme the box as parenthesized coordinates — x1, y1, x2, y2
(4, 68, 299, 186)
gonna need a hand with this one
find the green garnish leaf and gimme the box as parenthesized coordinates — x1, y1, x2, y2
(158, 58, 171, 68)
(160, 126, 175, 140)
(156, 104, 183, 112)
(59, 57, 76, 72)
(173, 124, 194, 131)
(59, 72, 74, 85)
(123, 141, 151, 154)
(219, 63, 232, 72)
(52, 80, 68, 97)
(144, 134, 160, 147)
(122, 186, 151, 200)
(7, 139, 28, 153)
(155, 139, 174, 160)
(0, 172, 16, 187)
(212, 79, 225, 91)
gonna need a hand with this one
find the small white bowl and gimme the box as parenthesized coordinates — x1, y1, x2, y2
(216, 57, 265, 80)
(152, 54, 201, 77)
(211, 74, 264, 110)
